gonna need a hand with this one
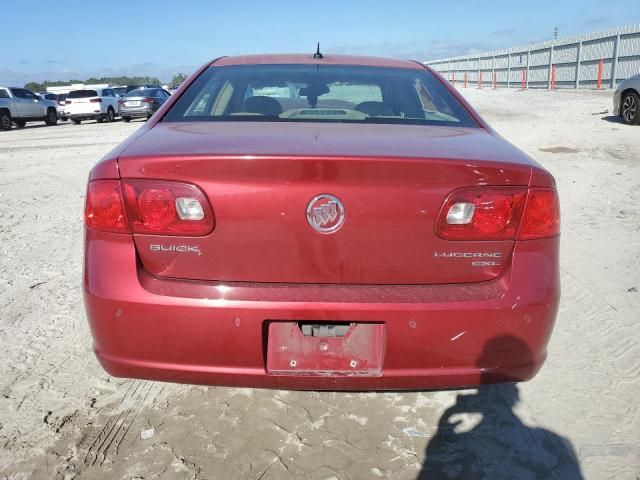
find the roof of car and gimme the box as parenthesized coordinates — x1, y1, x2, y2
(212, 54, 424, 70)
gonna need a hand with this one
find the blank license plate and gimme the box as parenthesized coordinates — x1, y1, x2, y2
(266, 322, 384, 376)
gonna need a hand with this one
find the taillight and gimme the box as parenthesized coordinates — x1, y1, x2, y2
(117, 99, 124, 105)
(519, 188, 560, 240)
(436, 187, 559, 241)
(90, 98, 102, 103)
(142, 98, 154, 103)
(121, 179, 214, 236)
(65, 100, 71, 104)
(85, 180, 128, 233)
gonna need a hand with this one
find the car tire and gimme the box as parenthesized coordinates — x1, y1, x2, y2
(122, 116, 131, 123)
(105, 107, 115, 123)
(45, 108, 58, 126)
(72, 119, 81, 125)
(621, 91, 640, 125)
(0, 110, 12, 130)
(14, 119, 26, 128)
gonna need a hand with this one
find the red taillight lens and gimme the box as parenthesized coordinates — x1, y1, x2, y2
(436, 187, 527, 240)
(122, 179, 214, 236)
(436, 187, 559, 241)
(90, 98, 102, 103)
(519, 188, 560, 240)
(117, 99, 124, 105)
(142, 98, 154, 103)
(65, 100, 71, 104)
(85, 180, 128, 233)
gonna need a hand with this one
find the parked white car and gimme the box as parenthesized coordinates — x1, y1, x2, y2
(0, 87, 58, 130)
(64, 88, 119, 124)
(613, 74, 640, 125)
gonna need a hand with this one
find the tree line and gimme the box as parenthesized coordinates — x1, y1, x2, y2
(24, 74, 187, 93)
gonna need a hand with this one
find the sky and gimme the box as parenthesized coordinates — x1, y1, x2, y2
(2, 0, 639, 86)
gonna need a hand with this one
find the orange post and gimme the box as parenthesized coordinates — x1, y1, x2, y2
(452, 72, 456, 85)
(478, 71, 482, 89)
(493, 71, 497, 89)
(521, 68, 526, 90)
(597, 59, 603, 89)
(550, 64, 556, 90)
(464, 72, 468, 88)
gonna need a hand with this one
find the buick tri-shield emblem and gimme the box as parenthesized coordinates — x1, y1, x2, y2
(306, 194, 345, 234)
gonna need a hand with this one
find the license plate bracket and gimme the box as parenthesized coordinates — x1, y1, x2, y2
(266, 322, 385, 376)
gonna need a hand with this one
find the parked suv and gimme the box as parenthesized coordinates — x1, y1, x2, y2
(0, 87, 58, 130)
(64, 88, 119, 124)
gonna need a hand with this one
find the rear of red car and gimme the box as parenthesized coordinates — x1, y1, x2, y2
(83, 55, 560, 390)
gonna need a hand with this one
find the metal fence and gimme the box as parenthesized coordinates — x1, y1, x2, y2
(425, 24, 640, 89)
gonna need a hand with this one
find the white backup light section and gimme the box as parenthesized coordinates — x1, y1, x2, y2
(446, 202, 475, 224)
(175, 197, 205, 220)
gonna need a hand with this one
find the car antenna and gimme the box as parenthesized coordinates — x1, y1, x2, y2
(313, 42, 323, 59)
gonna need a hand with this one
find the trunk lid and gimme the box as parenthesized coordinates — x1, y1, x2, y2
(118, 122, 533, 285)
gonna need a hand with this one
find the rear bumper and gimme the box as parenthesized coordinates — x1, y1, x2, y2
(68, 113, 103, 120)
(613, 90, 621, 116)
(84, 232, 560, 390)
(120, 106, 153, 117)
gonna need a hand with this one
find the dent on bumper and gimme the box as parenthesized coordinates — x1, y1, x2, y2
(84, 232, 560, 390)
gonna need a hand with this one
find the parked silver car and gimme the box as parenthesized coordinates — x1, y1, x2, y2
(613, 74, 640, 125)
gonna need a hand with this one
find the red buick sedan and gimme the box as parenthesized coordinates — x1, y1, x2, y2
(84, 54, 560, 390)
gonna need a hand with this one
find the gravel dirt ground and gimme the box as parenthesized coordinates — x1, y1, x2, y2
(1, 88, 639, 480)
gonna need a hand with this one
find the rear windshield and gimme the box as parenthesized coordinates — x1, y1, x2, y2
(125, 89, 155, 97)
(68, 90, 98, 98)
(164, 64, 477, 127)
(0, 88, 9, 98)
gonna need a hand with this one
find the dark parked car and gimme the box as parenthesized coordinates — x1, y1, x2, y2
(118, 87, 170, 121)
(84, 54, 560, 390)
(113, 84, 160, 97)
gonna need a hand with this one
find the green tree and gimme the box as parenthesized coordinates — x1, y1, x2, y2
(23, 76, 162, 90)
(170, 73, 186, 87)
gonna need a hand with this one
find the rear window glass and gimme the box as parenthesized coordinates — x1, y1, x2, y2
(0, 88, 9, 98)
(125, 89, 155, 97)
(68, 90, 98, 98)
(164, 64, 477, 127)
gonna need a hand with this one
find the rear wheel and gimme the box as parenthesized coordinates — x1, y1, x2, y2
(105, 107, 115, 123)
(45, 108, 57, 126)
(14, 119, 26, 128)
(72, 119, 81, 125)
(621, 91, 640, 125)
(0, 110, 12, 130)
(122, 116, 131, 123)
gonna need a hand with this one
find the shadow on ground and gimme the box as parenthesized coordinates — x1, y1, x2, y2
(418, 336, 584, 479)
(601, 115, 623, 123)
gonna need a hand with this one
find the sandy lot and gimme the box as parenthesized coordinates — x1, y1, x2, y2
(1, 88, 639, 479)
